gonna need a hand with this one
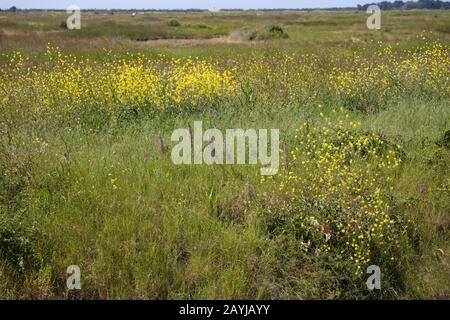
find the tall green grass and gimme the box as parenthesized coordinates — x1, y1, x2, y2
(0, 10, 449, 300)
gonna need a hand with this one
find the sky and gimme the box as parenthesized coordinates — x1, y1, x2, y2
(1, 1, 368, 10)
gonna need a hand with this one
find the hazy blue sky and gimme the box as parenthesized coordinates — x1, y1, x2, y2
(1, 1, 367, 10)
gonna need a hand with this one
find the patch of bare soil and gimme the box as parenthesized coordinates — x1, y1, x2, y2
(133, 36, 261, 47)
(1, 29, 63, 37)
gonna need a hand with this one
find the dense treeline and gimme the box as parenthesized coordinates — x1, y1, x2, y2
(358, 0, 450, 10)
(1, 0, 449, 12)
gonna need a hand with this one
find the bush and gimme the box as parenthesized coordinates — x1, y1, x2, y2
(260, 111, 406, 277)
(436, 129, 450, 149)
(0, 219, 38, 271)
(266, 24, 289, 39)
(249, 24, 288, 40)
(167, 19, 181, 27)
(231, 24, 289, 41)
(196, 24, 210, 29)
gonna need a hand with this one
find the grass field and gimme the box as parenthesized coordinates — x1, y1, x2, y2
(0, 9, 449, 299)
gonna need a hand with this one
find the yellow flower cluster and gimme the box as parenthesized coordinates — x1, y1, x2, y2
(330, 42, 450, 111)
(239, 52, 322, 105)
(265, 109, 403, 275)
(0, 42, 447, 124)
(0, 45, 238, 121)
(167, 58, 237, 105)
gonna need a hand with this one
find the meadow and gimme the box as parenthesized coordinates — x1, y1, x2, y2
(0, 9, 449, 299)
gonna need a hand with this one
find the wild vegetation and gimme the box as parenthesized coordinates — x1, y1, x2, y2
(0, 9, 449, 299)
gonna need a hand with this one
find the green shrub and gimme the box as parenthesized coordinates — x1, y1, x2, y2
(266, 24, 289, 39)
(0, 219, 38, 271)
(233, 24, 289, 41)
(167, 19, 181, 27)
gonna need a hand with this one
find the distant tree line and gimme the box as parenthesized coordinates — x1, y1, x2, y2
(0, 7, 205, 12)
(1, 0, 449, 12)
(357, 0, 450, 10)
